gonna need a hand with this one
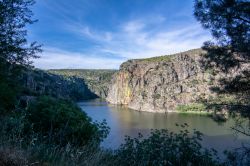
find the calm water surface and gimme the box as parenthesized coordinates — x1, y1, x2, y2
(78, 99, 249, 156)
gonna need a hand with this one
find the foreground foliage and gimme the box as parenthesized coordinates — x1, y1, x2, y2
(0, 96, 110, 165)
(194, 0, 250, 54)
(112, 125, 220, 166)
(1, 122, 224, 166)
(0, 0, 41, 115)
(25, 96, 109, 146)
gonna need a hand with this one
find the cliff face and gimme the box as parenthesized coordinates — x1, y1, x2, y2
(106, 49, 249, 112)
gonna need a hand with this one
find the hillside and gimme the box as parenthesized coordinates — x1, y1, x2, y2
(20, 69, 97, 102)
(48, 69, 117, 98)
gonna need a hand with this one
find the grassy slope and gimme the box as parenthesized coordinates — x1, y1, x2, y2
(133, 48, 205, 62)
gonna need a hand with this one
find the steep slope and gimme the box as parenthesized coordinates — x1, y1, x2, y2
(48, 69, 116, 98)
(107, 49, 249, 112)
(21, 69, 97, 101)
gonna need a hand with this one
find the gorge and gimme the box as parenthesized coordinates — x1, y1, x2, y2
(40, 48, 249, 114)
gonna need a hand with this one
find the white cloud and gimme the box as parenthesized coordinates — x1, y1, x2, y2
(123, 21, 145, 33)
(33, 47, 123, 69)
(67, 24, 113, 42)
(91, 21, 211, 59)
(34, 16, 212, 69)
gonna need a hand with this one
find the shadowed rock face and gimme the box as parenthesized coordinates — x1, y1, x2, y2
(106, 49, 249, 112)
(48, 69, 117, 99)
(21, 69, 97, 101)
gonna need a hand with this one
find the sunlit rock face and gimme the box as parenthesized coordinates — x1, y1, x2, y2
(106, 49, 249, 112)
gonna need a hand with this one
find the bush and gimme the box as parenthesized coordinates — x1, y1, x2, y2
(112, 125, 220, 166)
(0, 95, 110, 165)
(24, 96, 109, 146)
(0, 82, 17, 115)
(176, 103, 206, 112)
(152, 94, 161, 99)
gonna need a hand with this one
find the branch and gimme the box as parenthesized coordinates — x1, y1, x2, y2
(231, 127, 250, 137)
(233, 16, 250, 24)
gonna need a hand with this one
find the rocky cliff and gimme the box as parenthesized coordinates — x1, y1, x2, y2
(107, 49, 249, 112)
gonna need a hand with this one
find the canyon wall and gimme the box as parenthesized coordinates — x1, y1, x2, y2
(106, 49, 249, 112)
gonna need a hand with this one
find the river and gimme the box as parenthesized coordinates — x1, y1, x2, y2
(79, 99, 249, 157)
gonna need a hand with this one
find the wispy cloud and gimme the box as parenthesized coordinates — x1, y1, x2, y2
(33, 1, 212, 69)
(66, 23, 113, 42)
(33, 47, 124, 69)
(35, 19, 211, 69)
(71, 19, 211, 59)
(123, 20, 145, 33)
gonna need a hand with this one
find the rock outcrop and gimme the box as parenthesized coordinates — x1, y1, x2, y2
(107, 49, 249, 112)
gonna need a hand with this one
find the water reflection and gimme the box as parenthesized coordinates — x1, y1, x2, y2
(78, 99, 249, 156)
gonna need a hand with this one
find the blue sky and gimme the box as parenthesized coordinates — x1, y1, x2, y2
(29, 0, 212, 69)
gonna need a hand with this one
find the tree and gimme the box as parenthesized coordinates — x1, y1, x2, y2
(194, 0, 250, 94)
(194, 0, 250, 54)
(194, 2, 250, 163)
(0, 0, 41, 113)
(0, 0, 41, 66)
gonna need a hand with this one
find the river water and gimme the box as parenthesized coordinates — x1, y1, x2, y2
(79, 99, 249, 156)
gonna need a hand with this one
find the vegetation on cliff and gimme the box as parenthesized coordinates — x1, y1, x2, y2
(176, 103, 206, 113)
(21, 69, 98, 101)
(134, 48, 205, 62)
(48, 69, 116, 98)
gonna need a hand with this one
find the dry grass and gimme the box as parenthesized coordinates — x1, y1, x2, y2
(0, 146, 28, 166)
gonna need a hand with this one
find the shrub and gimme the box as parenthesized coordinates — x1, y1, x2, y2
(176, 103, 206, 112)
(24, 96, 109, 146)
(152, 94, 161, 99)
(0, 82, 17, 115)
(112, 125, 220, 166)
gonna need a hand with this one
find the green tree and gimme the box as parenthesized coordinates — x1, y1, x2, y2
(194, 2, 250, 163)
(194, 0, 250, 54)
(24, 96, 109, 146)
(0, 0, 41, 113)
(0, 0, 41, 65)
